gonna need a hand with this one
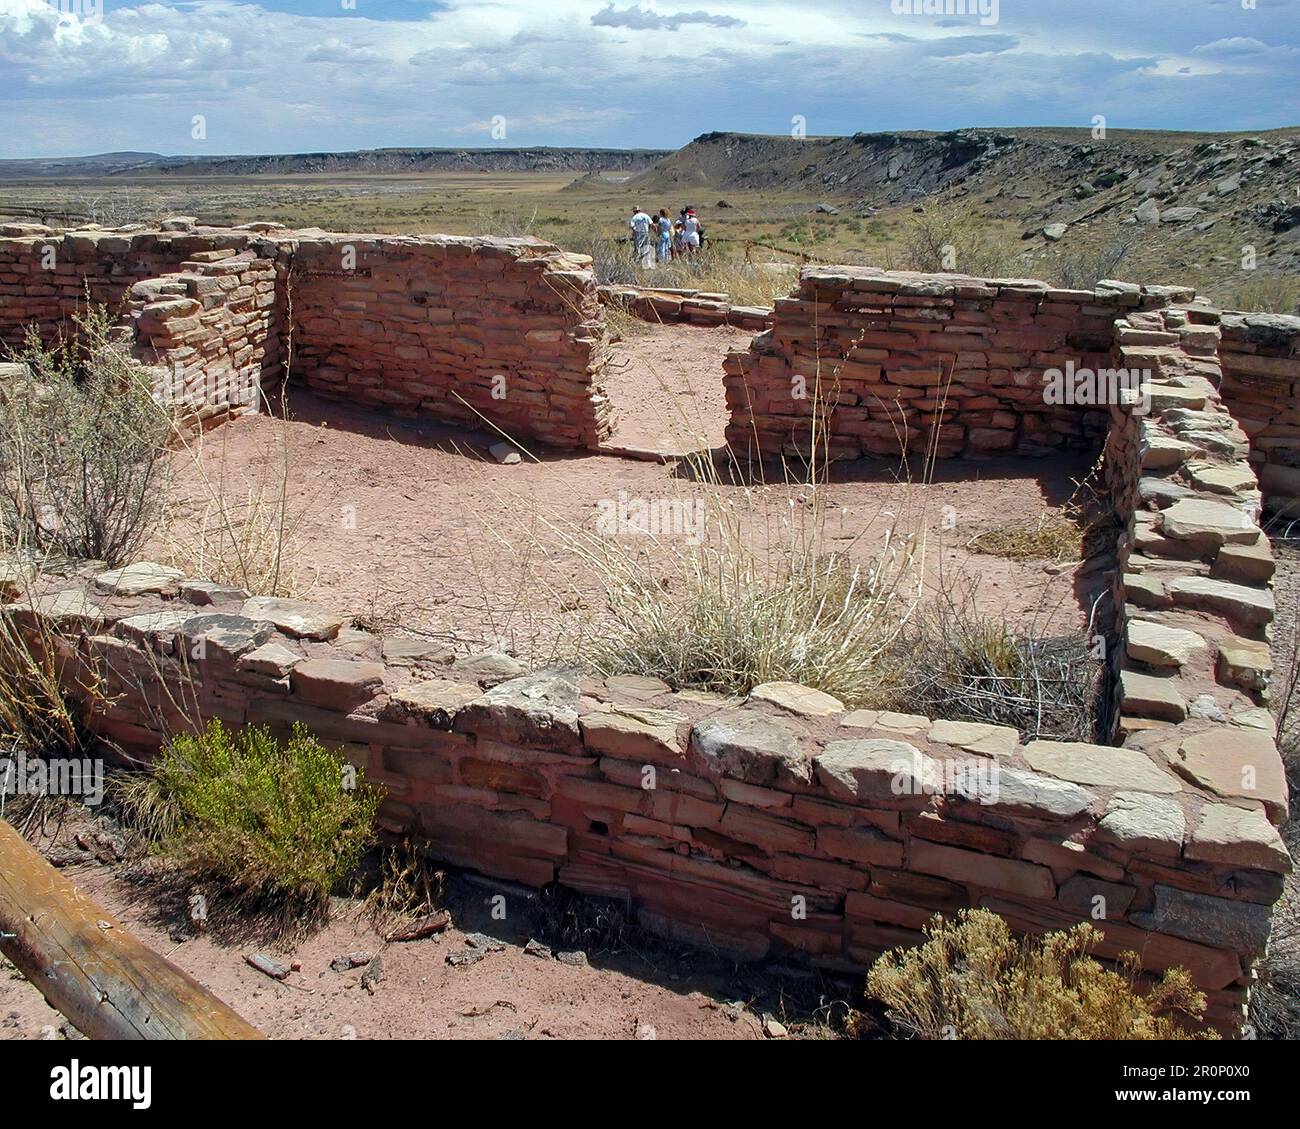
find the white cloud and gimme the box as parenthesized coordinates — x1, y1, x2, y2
(0, 0, 1296, 157)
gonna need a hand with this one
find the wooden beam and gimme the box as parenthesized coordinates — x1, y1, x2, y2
(0, 817, 263, 1040)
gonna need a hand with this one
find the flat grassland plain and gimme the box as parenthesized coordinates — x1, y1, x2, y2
(0, 169, 981, 269)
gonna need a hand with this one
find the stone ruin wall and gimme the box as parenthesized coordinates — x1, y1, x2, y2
(284, 235, 612, 449)
(722, 264, 1300, 517)
(722, 267, 1196, 462)
(0, 231, 1293, 1033)
(0, 222, 613, 448)
(1217, 313, 1300, 519)
(1, 538, 1286, 1037)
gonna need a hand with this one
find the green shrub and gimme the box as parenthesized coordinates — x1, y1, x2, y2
(119, 720, 382, 914)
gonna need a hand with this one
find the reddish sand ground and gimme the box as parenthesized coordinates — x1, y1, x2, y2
(148, 322, 1097, 661)
(0, 813, 847, 1041)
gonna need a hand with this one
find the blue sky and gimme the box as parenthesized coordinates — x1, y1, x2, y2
(0, 0, 1297, 158)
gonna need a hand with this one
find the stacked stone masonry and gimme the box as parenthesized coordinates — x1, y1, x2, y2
(0, 220, 612, 448)
(723, 267, 1198, 461)
(0, 240, 1293, 1034)
(598, 283, 774, 331)
(1217, 312, 1300, 518)
(1, 548, 1287, 1035)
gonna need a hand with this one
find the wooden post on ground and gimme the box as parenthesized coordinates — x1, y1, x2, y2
(0, 817, 263, 1040)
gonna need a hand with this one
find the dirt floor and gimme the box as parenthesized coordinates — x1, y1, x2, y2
(600, 322, 747, 454)
(0, 810, 853, 1042)
(148, 322, 1097, 664)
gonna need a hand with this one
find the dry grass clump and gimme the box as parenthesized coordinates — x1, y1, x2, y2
(567, 478, 919, 707)
(0, 308, 173, 566)
(115, 720, 382, 918)
(886, 582, 1101, 741)
(867, 909, 1215, 1040)
(1212, 273, 1300, 316)
(352, 837, 447, 937)
(0, 579, 92, 765)
(967, 509, 1084, 562)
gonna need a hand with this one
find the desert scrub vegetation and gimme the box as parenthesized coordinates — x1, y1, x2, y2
(884, 582, 1102, 742)
(0, 556, 109, 836)
(866, 909, 1215, 1040)
(0, 307, 173, 566)
(115, 720, 382, 917)
(1210, 273, 1300, 316)
(898, 201, 1022, 279)
(553, 448, 920, 706)
(1044, 234, 1141, 292)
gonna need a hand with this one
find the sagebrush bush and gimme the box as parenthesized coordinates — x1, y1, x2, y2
(117, 720, 382, 914)
(0, 307, 172, 565)
(867, 909, 1215, 1040)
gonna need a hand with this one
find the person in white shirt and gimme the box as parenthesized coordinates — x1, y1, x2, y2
(682, 208, 701, 257)
(629, 206, 654, 269)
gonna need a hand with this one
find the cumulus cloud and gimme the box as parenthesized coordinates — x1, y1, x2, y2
(0, 0, 1296, 157)
(590, 3, 745, 31)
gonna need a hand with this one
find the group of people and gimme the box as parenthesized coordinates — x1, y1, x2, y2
(628, 205, 704, 268)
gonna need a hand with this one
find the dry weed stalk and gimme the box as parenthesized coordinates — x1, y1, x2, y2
(157, 273, 308, 598)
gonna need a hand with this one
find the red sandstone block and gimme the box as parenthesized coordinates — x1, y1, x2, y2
(908, 813, 1019, 857)
(911, 840, 1056, 900)
(765, 852, 868, 893)
(845, 891, 935, 931)
(770, 915, 844, 957)
(719, 806, 816, 855)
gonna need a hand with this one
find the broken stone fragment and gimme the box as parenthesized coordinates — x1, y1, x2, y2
(488, 441, 522, 465)
(977, 766, 1092, 820)
(180, 579, 251, 606)
(1167, 576, 1274, 629)
(1023, 739, 1179, 793)
(238, 641, 304, 678)
(581, 702, 686, 764)
(690, 710, 807, 786)
(1158, 498, 1259, 546)
(454, 671, 582, 753)
(381, 636, 456, 667)
(748, 681, 844, 717)
(1211, 537, 1275, 585)
(1126, 619, 1206, 669)
(1185, 804, 1291, 874)
(1123, 573, 1171, 610)
(389, 679, 481, 727)
(603, 673, 672, 702)
(451, 651, 527, 686)
(1096, 790, 1186, 856)
(291, 658, 386, 710)
(1167, 728, 1288, 824)
(242, 596, 344, 641)
(1119, 669, 1188, 723)
(1185, 461, 1257, 496)
(926, 718, 1019, 758)
(1217, 637, 1272, 693)
(179, 613, 275, 661)
(814, 739, 934, 803)
(114, 610, 191, 648)
(92, 561, 184, 597)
